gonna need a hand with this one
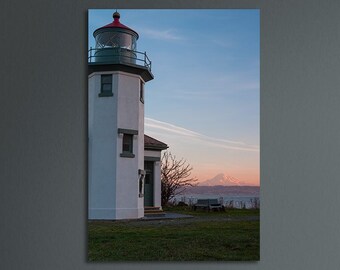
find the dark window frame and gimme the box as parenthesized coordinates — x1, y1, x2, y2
(99, 74, 113, 97)
(122, 133, 133, 153)
(119, 131, 136, 158)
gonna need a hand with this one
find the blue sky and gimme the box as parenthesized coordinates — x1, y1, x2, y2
(88, 9, 260, 185)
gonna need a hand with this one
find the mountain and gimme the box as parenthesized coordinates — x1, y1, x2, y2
(198, 173, 246, 186)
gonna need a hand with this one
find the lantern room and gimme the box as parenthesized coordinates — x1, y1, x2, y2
(88, 11, 153, 82)
(90, 11, 142, 66)
(93, 11, 138, 50)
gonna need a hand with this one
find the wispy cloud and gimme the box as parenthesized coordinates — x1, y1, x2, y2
(140, 28, 184, 41)
(145, 118, 200, 137)
(145, 118, 259, 152)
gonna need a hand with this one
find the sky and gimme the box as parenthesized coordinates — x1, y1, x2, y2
(88, 9, 260, 186)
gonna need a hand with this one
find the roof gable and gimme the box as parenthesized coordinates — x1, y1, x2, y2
(144, 134, 168, 151)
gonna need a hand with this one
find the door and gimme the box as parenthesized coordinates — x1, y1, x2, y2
(144, 161, 154, 206)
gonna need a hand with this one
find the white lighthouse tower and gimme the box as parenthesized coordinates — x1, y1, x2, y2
(88, 12, 154, 220)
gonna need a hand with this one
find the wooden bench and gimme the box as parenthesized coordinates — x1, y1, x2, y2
(193, 199, 225, 211)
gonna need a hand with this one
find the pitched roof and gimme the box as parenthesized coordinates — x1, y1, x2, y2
(144, 134, 168, 151)
(93, 12, 139, 38)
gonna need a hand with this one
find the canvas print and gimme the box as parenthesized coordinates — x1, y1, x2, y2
(88, 9, 260, 261)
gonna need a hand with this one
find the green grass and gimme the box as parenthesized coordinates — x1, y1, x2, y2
(88, 207, 259, 261)
(163, 205, 260, 217)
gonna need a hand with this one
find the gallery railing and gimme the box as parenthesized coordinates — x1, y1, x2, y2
(88, 47, 152, 71)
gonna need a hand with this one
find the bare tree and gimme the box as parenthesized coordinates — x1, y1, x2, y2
(161, 151, 198, 206)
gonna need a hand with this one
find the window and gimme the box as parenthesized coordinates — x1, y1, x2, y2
(140, 80, 144, 103)
(122, 134, 133, 153)
(118, 128, 138, 158)
(99, 74, 113, 97)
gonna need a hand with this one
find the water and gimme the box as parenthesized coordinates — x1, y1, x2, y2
(172, 195, 260, 209)
(170, 186, 260, 209)
(171, 194, 260, 209)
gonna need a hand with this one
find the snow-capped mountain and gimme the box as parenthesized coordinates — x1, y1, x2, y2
(198, 173, 245, 186)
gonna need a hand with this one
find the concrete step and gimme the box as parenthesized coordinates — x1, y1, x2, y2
(144, 206, 161, 211)
(144, 206, 165, 217)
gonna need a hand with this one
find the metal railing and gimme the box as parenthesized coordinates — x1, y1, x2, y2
(88, 47, 152, 71)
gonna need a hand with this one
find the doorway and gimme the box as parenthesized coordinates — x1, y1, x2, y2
(144, 161, 154, 206)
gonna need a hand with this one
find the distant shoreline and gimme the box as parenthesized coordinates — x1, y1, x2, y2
(196, 185, 260, 187)
(175, 186, 260, 208)
(180, 185, 260, 195)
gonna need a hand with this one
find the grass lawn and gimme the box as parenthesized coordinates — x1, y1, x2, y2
(88, 207, 259, 261)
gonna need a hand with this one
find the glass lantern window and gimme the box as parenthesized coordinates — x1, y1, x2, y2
(95, 31, 137, 50)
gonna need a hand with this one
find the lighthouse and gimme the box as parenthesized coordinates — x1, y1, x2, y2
(88, 12, 159, 220)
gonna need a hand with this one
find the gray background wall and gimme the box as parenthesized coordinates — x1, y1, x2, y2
(1, 0, 340, 269)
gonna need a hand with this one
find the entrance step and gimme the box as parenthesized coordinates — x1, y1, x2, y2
(144, 206, 165, 217)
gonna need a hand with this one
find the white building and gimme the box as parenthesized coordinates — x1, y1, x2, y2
(88, 12, 168, 220)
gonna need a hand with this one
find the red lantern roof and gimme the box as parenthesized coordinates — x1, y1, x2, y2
(94, 11, 139, 38)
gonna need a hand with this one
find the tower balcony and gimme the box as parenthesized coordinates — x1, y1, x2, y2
(88, 48, 151, 70)
(88, 48, 153, 82)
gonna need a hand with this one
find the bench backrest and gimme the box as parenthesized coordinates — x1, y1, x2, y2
(196, 199, 209, 205)
(209, 199, 219, 204)
(196, 199, 219, 205)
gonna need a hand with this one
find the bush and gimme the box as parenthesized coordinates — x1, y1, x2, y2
(177, 201, 188, 207)
(250, 198, 260, 209)
(225, 200, 235, 209)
